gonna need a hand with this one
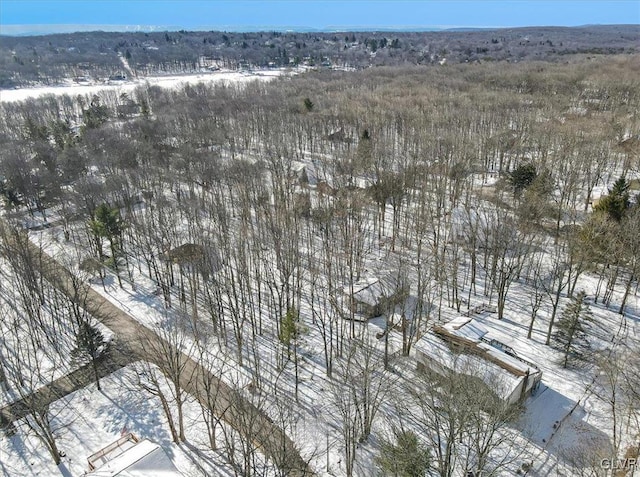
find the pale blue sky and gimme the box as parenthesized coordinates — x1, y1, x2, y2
(1, 0, 639, 34)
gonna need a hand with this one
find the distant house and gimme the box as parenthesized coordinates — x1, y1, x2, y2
(86, 433, 183, 476)
(346, 273, 408, 319)
(415, 316, 542, 405)
(198, 56, 222, 70)
(316, 181, 337, 196)
(617, 135, 639, 155)
(160, 243, 221, 279)
(290, 161, 338, 196)
(327, 127, 352, 143)
(291, 161, 319, 187)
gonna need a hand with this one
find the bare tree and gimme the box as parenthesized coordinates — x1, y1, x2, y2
(135, 312, 195, 443)
(331, 334, 394, 476)
(0, 240, 73, 466)
(403, 359, 524, 477)
(592, 337, 640, 471)
(478, 208, 535, 320)
(0, 312, 67, 466)
(617, 204, 640, 314)
(542, 245, 572, 346)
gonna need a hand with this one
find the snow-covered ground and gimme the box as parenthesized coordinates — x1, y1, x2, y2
(27, 222, 356, 476)
(0, 67, 297, 103)
(21, 186, 639, 476)
(0, 363, 238, 477)
(1, 67, 638, 476)
(0, 254, 114, 408)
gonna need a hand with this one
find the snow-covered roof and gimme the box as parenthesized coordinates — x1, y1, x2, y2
(87, 439, 182, 477)
(414, 332, 521, 402)
(290, 160, 332, 188)
(347, 274, 401, 307)
(442, 316, 488, 343)
(434, 317, 539, 377)
(161, 243, 221, 277)
(476, 341, 535, 376)
(290, 160, 307, 174)
(415, 316, 542, 403)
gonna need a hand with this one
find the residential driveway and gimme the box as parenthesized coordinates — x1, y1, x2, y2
(0, 345, 134, 430)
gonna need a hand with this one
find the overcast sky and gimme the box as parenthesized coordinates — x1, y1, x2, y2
(1, 0, 638, 35)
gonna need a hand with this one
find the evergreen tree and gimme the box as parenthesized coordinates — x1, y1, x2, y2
(355, 129, 373, 172)
(303, 97, 314, 112)
(517, 168, 553, 227)
(279, 306, 299, 359)
(553, 290, 593, 368)
(594, 175, 631, 222)
(81, 96, 109, 132)
(90, 203, 123, 242)
(507, 163, 537, 198)
(89, 203, 125, 287)
(72, 321, 106, 390)
(376, 428, 431, 477)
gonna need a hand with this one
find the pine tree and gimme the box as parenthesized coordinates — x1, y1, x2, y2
(594, 175, 631, 222)
(376, 428, 431, 477)
(507, 163, 537, 198)
(279, 307, 299, 359)
(72, 321, 106, 390)
(303, 97, 314, 112)
(553, 290, 593, 368)
(89, 203, 125, 286)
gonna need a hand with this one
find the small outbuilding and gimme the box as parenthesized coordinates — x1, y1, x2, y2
(87, 433, 183, 476)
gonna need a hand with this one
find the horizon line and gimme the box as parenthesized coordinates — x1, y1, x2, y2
(2, 23, 635, 36)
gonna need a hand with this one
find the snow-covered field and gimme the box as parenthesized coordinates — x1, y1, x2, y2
(0, 67, 295, 103)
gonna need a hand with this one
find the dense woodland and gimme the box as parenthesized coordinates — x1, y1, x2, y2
(0, 51, 639, 476)
(1, 25, 639, 88)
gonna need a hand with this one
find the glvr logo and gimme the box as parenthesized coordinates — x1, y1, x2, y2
(600, 458, 638, 470)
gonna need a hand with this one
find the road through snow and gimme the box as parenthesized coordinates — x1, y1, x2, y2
(0, 219, 315, 476)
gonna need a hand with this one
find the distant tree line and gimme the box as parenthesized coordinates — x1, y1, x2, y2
(0, 25, 638, 88)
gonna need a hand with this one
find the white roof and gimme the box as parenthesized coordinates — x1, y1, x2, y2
(87, 440, 182, 477)
(414, 333, 521, 401)
(442, 317, 488, 342)
(347, 274, 400, 307)
(349, 277, 385, 307)
(477, 342, 536, 376)
(290, 160, 307, 173)
(291, 160, 322, 186)
(438, 317, 538, 376)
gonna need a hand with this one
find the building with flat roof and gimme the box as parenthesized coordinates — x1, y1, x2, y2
(86, 433, 182, 477)
(415, 316, 542, 405)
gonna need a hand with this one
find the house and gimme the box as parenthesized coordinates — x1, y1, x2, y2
(326, 127, 352, 143)
(346, 273, 408, 319)
(290, 161, 319, 188)
(414, 316, 542, 405)
(316, 181, 337, 196)
(160, 243, 221, 279)
(616, 135, 639, 156)
(86, 433, 183, 476)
